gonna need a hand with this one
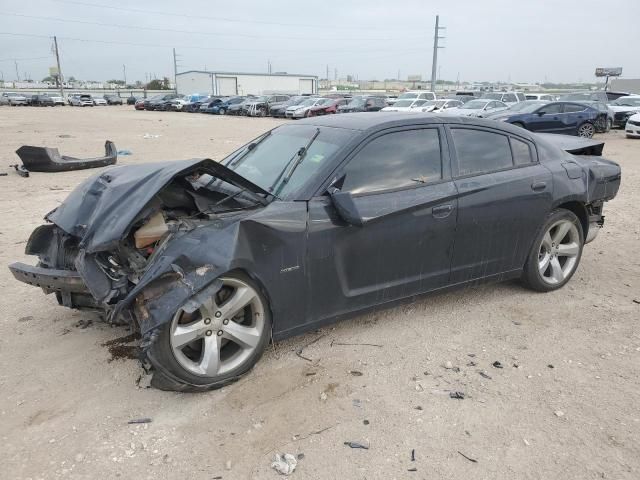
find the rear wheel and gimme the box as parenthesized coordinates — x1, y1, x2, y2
(577, 122, 595, 138)
(521, 209, 584, 292)
(219, 107, 226, 115)
(146, 272, 271, 392)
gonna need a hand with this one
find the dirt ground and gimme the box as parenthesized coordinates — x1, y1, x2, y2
(0, 105, 638, 480)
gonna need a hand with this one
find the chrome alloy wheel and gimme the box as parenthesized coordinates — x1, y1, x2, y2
(538, 219, 581, 285)
(578, 123, 595, 138)
(170, 277, 265, 377)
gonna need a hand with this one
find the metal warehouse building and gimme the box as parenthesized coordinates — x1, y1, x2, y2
(176, 71, 318, 96)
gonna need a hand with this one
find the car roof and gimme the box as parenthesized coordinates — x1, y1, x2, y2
(295, 112, 539, 137)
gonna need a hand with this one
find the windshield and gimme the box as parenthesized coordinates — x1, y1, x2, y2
(398, 92, 418, 100)
(612, 97, 640, 106)
(558, 93, 596, 101)
(391, 100, 414, 108)
(224, 125, 350, 198)
(347, 97, 365, 107)
(461, 100, 487, 110)
(482, 93, 503, 100)
(508, 101, 546, 112)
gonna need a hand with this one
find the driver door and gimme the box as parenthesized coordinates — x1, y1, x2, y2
(527, 103, 564, 132)
(306, 126, 457, 325)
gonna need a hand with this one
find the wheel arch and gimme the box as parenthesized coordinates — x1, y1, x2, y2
(554, 200, 588, 238)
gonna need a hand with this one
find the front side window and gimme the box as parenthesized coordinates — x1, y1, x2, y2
(342, 129, 442, 195)
(540, 103, 563, 114)
(451, 128, 513, 176)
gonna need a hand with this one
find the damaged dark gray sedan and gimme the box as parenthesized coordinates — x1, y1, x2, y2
(9, 114, 621, 391)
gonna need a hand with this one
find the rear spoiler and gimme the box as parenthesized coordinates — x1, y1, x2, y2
(535, 133, 604, 156)
(15, 141, 117, 172)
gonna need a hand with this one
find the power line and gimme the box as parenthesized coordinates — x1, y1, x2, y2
(1, 12, 425, 42)
(0, 56, 50, 62)
(52, 0, 425, 32)
(0, 31, 426, 56)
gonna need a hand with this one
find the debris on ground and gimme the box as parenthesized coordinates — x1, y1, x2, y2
(117, 150, 133, 155)
(478, 371, 492, 379)
(127, 418, 152, 424)
(295, 334, 325, 362)
(548, 364, 555, 369)
(632, 299, 640, 305)
(10, 164, 29, 177)
(408, 467, 418, 471)
(319, 392, 328, 401)
(15, 141, 117, 172)
(271, 454, 297, 475)
(492, 361, 504, 368)
(297, 453, 304, 460)
(363, 419, 369, 425)
(467, 361, 477, 366)
(330, 341, 382, 348)
(457, 451, 478, 463)
(449, 391, 465, 400)
(225, 459, 232, 470)
(352, 399, 362, 408)
(349, 370, 363, 376)
(344, 441, 369, 449)
(443, 361, 460, 372)
(554, 410, 565, 417)
(0, 172, 7, 176)
(142, 133, 161, 139)
(411, 449, 416, 461)
(58, 134, 73, 138)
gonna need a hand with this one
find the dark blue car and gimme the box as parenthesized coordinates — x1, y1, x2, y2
(207, 96, 246, 115)
(489, 101, 604, 138)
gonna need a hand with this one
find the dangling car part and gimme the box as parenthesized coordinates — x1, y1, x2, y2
(8, 115, 621, 392)
(15, 141, 117, 172)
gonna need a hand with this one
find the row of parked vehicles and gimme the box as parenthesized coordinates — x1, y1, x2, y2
(0, 92, 129, 107)
(134, 89, 640, 139)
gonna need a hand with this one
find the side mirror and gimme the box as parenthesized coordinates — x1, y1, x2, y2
(537, 111, 546, 116)
(329, 189, 365, 227)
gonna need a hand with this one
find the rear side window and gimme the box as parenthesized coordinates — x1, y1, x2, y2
(503, 93, 517, 103)
(451, 129, 513, 176)
(511, 138, 534, 165)
(563, 104, 586, 113)
(342, 129, 442, 194)
(542, 103, 563, 114)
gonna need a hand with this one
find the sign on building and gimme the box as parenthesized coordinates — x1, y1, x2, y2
(595, 67, 622, 77)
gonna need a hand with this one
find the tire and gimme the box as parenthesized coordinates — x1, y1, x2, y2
(218, 108, 226, 115)
(521, 209, 584, 292)
(146, 271, 272, 392)
(577, 122, 595, 138)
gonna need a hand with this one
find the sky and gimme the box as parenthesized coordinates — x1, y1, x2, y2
(0, 0, 638, 85)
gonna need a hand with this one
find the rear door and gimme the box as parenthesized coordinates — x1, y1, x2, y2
(447, 126, 552, 283)
(561, 103, 588, 133)
(306, 126, 457, 323)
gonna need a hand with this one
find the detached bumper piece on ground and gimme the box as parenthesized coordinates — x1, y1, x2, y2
(15, 141, 117, 172)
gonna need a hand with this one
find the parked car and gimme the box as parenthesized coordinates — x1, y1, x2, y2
(625, 112, 640, 138)
(92, 96, 108, 106)
(69, 94, 94, 107)
(9, 113, 621, 391)
(442, 99, 509, 117)
(176, 93, 210, 112)
(208, 96, 246, 115)
(419, 99, 464, 112)
(306, 98, 349, 116)
(269, 96, 309, 118)
(608, 96, 640, 128)
(134, 99, 145, 110)
(203, 98, 227, 114)
(30, 94, 55, 106)
(127, 96, 138, 105)
(227, 97, 254, 115)
(49, 94, 65, 106)
(381, 98, 430, 112)
(144, 94, 181, 111)
(489, 101, 605, 138)
(481, 91, 526, 105)
(337, 96, 387, 113)
(395, 91, 436, 101)
(104, 94, 123, 105)
(2, 92, 28, 106)
(526, 93, 556, 101)
(243, 95, 291, 116)
(558, 91, 609, 104)
(285, 97, 334, 118)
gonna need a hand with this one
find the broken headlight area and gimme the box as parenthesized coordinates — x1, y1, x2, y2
(9, 164, 268, 329)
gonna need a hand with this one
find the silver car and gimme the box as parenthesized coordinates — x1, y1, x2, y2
(2, 92, 28, 106)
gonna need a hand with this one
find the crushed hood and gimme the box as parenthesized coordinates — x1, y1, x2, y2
(47, 158, 270, 253)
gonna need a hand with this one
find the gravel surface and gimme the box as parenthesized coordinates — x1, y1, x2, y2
(0, 106, 638, 479)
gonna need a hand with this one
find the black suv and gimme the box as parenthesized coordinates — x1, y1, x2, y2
(337, 96, 387, 113)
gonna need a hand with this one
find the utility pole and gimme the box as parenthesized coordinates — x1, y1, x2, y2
(53, 36, 65, 100)
(173, 48, 178, 93)
(123, 64, 127, 87)
(430, 15, 445, 93)
(326, 64, 329, 81)
(14, 60, 19, 81)
(334, 68, 337, 81)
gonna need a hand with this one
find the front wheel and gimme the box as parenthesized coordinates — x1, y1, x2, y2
(218, 107, 226, 115)
(146, 272, 271, 392)
(577, 122, 595, 138)
(521, 209, 584, 292)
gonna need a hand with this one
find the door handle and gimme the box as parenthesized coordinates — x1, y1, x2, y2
(531, 181, 547, 191)
(432, 204, 453, 218)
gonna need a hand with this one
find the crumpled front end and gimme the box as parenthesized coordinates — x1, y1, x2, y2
(9, 158, 273, 338)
